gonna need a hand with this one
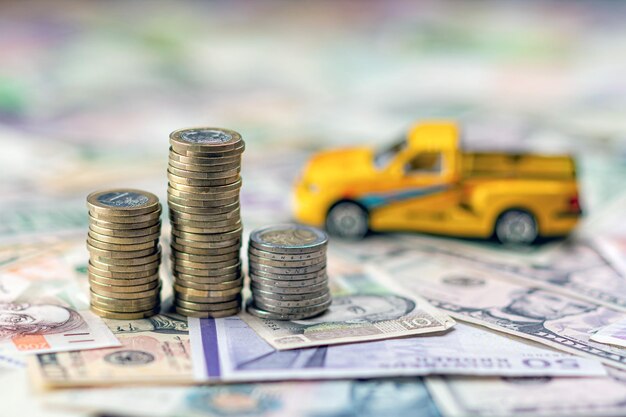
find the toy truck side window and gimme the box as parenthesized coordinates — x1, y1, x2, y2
(404, 152, 443, 175)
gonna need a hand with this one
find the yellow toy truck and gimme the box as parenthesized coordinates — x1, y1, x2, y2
(293, 121, 581, 244)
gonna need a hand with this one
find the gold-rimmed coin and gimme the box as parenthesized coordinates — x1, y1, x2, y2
(169, 149, 241, 165)
(174, 305, 240, 318)
(91, 290, 161, 305)
(174, 291, 240, 304)
(174, 223, 242, 234)
(168, 216, 241, 229)
(167, 181, 242, 198)
(167, 194, 240, 208)
(174, 276, 243, 291)
(87, 189, 160, 217)
(90, 305, 160, 319)
(167, 171, 240, 187)
(88, 229, 161, 245)
(90, 297, 159, 312)
(175, 297, 241, 311)
(172, 263, 240, 277)
(87, 243, 159, 259)
(170, 256, 240, 270)
(167, 166, 241, 180)
(88, 273, 160, 287)
(173, 284, 242, 299)
(171, 240, 241, 254)
(89, 207, 161, 224)
(88, 263, 159, 279)
(168, 159, 241, 173)
(90, 217, 161, 230)
(168, 208, 240, 222)
(169, 127, 243, 154)
(167, 178, 242, 193)
(167, 199, 239, 215)
(172, 250, 240, 263)
(89, 250, 161, 268)
(91, 284, 161, 300)
(173, 271, 241, 284)
(89, 223, 161, 238)
(90, 279, 160, 294)
(172, 227, 242, 242)
(87, 235, 159, 252)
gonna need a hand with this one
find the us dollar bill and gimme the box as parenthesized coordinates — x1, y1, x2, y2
(426, 367, 626, 417)
(372, 251, 626, 370)
(591, 316, 626, 348)
(28, 313, 193, 388)
(240, 259, 455, 350)
(190, 317, 604, 381)
(41, 379, 440, 417)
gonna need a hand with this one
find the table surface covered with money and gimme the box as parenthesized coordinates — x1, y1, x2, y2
(2, 1, 626, 417)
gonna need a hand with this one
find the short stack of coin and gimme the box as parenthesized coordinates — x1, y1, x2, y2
(167, 127, 245, 318)
(86, 189, 162, 319)
(247, 224, 331, 320)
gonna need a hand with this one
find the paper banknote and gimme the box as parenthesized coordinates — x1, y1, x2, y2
(29, 313, 193, 388)
(591, 316, 626, 348)
(373, 251, 626, 370)
(190, 317, 604, 381)
(42, 379, 440, 417)
(240, 262, 455, 350)
(0, 247, 119, 355)
(427, 367, 626, 417)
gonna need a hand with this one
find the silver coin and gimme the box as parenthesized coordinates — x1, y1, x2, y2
(171, 142, 245, 158)
(168, 199, 240, 215)
(249, 273, 328, 288)
(172, 227, 243, 242)
(246, 301, 326, 321)
(169, 208, 241, 222)
(248, 246, 326, 262)
(248, 261, 326, 276)
(248, 267, 326, 281)
(250, 224, 327, 254)
(248, 254, 325, 268)
(250, 281, 328, 295)
(168, 165, 241, 180)
(252, 297, 331, 315)
(173, 270, 241, 283)
(250, 287, 329, 302)
(168, 159, 241, 173)
(253, 291, 331, 309)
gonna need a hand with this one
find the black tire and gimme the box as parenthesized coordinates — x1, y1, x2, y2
(494, 209, 539, 245)
(326, 201, 369, 239)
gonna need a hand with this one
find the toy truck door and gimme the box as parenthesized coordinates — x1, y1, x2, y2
(371, 149, 462, 231)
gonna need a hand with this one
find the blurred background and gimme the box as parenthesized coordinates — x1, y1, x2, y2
(1, 0, 625, 241)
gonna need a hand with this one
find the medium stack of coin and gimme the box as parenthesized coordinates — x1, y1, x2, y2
(167, 127, 245, 318)
(86, 189, 162, 319)
(247, 224, 331, 320)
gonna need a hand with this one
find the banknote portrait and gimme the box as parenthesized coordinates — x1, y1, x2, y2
(290, 294, 416, 329)
(0, 302, 85, 340)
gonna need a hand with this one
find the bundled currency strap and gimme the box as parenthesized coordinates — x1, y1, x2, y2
(86, 189, 162, 319)
(372, 250, 626, 370)
(247, 224, 331, 320)
(241, 260, 455, 350)
(167, 128, 244, 318)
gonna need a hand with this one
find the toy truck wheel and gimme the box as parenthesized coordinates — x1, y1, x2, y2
(326, 201, 369, 239)
(494, 209, 538, 245)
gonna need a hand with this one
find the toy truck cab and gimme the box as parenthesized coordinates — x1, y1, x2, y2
(294, 121, 581, 244)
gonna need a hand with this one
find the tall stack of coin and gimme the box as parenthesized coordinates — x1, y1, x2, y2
(167, 127, 244, 318)
(247, 224, 331, 320)
(87, 189, 162, 319)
